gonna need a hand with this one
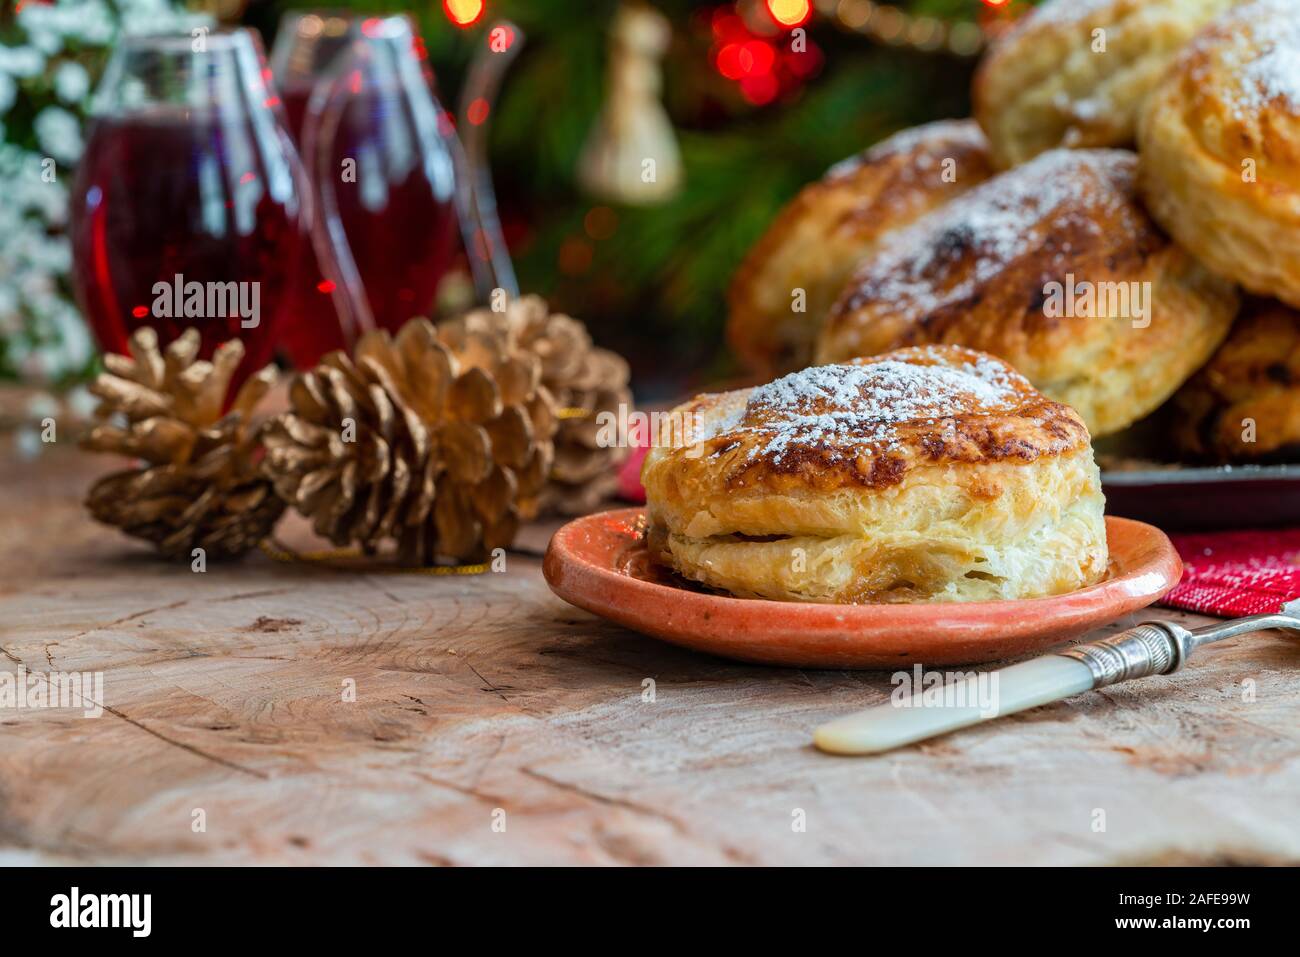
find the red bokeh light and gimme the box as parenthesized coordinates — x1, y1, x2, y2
(558, 237, 593, 275)
(715, 43, 745, 80)
(712, 10, 749, 42)
(715, 39, 775, 80)
(709, 3, 821, 107)
(744, 40, 775, 75)
(584, 206, 618, 241)
(740, 73, 779, 105)
(784, 43, 823, 77)
(467, 97, 490, 125)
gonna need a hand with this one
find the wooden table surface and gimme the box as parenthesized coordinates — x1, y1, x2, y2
(3, 440, 1300, 866)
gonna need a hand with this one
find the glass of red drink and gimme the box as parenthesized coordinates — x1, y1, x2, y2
(69, 29, 308, 394)
(270, 12, 460, 366)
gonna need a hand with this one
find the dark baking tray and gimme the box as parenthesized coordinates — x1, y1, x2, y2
(1102, 464, 1300, 531)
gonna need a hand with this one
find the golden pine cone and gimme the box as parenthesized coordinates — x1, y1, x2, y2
(464, 295, 632, 516)
(80, 328, 284, 560)
(261, 317, 557, 565)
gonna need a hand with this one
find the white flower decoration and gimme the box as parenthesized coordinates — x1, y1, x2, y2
(53, 62, 90, 104)
(34, 105, 83, 165)
(0, 44, 46, 78)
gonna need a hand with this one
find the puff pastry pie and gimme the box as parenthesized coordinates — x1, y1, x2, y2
(642, 346, 1108, 604)
(1175, 299, 1300, 462)
(975, 0, 1242, 168)
(815, 149, 1239, 438)
(727, 120, 994, 376)
(1138, 0, 1300, 308)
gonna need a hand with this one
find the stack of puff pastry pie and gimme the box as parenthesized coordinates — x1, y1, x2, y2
(660, 0, 1300, 603)
(727, 0, 1300, 464)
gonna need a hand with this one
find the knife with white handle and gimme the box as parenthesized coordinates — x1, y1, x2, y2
(814, 600, 1300, 756)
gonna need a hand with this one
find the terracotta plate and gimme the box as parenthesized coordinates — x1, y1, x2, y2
(543, 509, 1183, 669)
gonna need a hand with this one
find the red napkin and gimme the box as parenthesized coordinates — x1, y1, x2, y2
(1161, 528, 1300, 617)
(617, 439, 648, 504)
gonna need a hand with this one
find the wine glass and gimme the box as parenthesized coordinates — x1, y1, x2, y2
(270, 12, 460, 366)
(270, 11, 357, 141)
(69, 28, 308, 393)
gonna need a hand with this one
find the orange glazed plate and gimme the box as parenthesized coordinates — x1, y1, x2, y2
(542, 508, 1182, 669)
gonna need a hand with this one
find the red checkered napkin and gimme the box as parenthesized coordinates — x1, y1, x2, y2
(1161, 528, 1300, 617)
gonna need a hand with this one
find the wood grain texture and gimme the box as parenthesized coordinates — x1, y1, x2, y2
(2, 436, 1299, 866)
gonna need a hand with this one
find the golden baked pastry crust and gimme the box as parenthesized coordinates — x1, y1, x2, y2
(642, 346, 1108, 604)
(726, 120, 994, 376)
(1138, 0, 1300, 308)
(1175, 299, 1300, 461)
(814, 149, 1239, 438)
(974, 0, 1242, 168)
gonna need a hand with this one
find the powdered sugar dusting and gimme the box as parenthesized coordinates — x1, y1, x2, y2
(706, 349, 1027, 465)
(839, 149, 1135, 318)
(1005, 0, 1123, 37)
(1032, 0, 1117, 23)
(825, 119, 986, 181)
(1244, 46, 1300, 110)
(1181, 1, 1300, 120)
(1229, 3, 1300, 117)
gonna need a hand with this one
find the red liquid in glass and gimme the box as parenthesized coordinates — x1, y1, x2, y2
(276, 81, 459, 368)
(281, 85, 315, 142)
(69, 111, 305, 391)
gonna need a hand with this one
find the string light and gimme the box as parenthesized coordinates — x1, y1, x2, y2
(766, 0, 813, 28)
(443, 0, 485, 28)
(813, 0, 1008, 57)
